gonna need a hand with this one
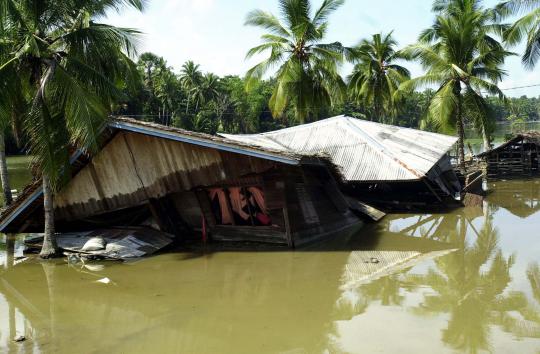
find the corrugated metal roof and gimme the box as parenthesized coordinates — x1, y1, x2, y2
(221, 116, 458, 182)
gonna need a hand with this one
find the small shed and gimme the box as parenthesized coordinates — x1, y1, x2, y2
(0, 118, 364, 247)
(477, 132, 540, 179)
(222, 116, 462, 211)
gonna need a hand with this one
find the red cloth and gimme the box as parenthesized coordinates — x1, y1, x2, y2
(256, 213, 271, 226)
(228, 187, 250, 220)
(247, 187, 268, 214)
(208, 188, 233, 224)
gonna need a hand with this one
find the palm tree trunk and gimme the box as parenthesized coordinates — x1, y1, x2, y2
(40, 174, 59, 258)
(456, 93, 466, 172)
(0, 131, 13, 206)
(482, 125, 491, 153)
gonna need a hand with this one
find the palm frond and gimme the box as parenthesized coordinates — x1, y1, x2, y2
(313, 0, 344, 26)
(244, 9, 291, 37)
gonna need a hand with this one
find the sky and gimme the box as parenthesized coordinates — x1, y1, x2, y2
(104, 0, 540, 97)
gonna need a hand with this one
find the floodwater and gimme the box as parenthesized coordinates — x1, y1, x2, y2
(1, 156, 540, 353)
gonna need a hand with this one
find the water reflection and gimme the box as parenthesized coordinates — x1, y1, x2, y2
(1, 180, 540, 353)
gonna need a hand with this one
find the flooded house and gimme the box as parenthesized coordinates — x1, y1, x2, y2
(222, 115, 462, 212)
(477, 132, 540, 179)
(0, 118, 364, 248)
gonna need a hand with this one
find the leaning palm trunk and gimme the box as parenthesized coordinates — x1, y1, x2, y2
(40, 174, 58, 258)
(0, 132, 12, 206)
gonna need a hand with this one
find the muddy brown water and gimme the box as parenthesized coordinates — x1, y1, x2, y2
(2, 159, 540, 353)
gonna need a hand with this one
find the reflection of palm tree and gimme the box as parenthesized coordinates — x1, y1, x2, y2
(529, 263, 540, 304)
(493, 263, 540, 339)
(335, 265, 420, 321)
(411, 216, 527, 353)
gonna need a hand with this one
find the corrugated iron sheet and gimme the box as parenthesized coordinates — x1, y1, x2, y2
(221, 116, 458, 182)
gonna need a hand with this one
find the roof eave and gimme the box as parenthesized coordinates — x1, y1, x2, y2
(110, 120, 301, 166)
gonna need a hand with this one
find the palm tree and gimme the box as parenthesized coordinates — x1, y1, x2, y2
(180, 61, 203, 114)
(498, 0, 540, 69)
(244, 0, 349, 122)
(0, 0, 143, 258)
(154, 66, 179, 126)
(348, 32, 410, 124)
(401, 0, 512, 168)
(137, 53, 171, 122)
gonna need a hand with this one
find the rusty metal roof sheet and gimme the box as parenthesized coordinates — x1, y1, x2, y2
(221, 116, 458, 182)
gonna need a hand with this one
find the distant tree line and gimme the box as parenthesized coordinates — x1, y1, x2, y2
(115, 54, 540, 134)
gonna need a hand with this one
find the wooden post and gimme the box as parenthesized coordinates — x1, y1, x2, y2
(282, 176, 294, 248)
(282, 205, 293, 248)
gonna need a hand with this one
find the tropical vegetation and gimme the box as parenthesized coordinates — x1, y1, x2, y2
(499, 0, 540, 68)
(399, 0, 512, 169)
(244, 0, 350, 123)
(1, 0, 540, 256)
(0, 0, 144, 257)
(348, 32, 410, 124)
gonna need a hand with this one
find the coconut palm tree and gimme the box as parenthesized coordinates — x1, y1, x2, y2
(498, 0, 540, 68)
(244, 0, 349, 122)
(348, 32, 410, 124)
(0, 0, 143, 258)
(181, 72, 220, 113)
(401, 0, 512, 168)
(180, 60, 203, 114)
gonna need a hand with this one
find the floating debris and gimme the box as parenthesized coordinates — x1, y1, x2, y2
(95, 277, 112, 284)
(13, 335, 25, 343)
(26, 227, 174, 260)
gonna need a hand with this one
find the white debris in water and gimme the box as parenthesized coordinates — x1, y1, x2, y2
(95, 277, 111, 284)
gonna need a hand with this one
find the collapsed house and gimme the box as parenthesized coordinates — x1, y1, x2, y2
(0, 118, 364, 248)
(477, 132, 540, 179)
(222, 116, 462, 211)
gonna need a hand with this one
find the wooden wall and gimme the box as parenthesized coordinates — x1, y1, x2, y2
(486, 141, 540, 178)
(283, 166, 361, 246)
(54, 131, 275, 220)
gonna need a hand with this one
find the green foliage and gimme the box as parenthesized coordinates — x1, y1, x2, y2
(0, 0, 143, 190)
(244, 0, 350, 122)
(499, 0, 540, 69)
(400, 0, 512, 163)
(348, 32, 411, 124)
